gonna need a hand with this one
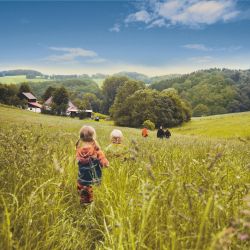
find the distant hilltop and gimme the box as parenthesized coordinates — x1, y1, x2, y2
(0, 69, 43, 77)
(1, 68, 250, 85)
(0, 69, 182, 84)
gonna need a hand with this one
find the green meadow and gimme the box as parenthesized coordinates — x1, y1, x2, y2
(0, 105, 249, 250)
(173, 112, 250, 139)
(0, 75, 51, 85)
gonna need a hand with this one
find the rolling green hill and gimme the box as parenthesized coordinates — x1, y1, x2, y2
(172, 111, 250, 138)
(150, 68, 250, 116)
(28, 79, 101, 98)
(0, 105, 249, 249)
(0, 75, 51, 84)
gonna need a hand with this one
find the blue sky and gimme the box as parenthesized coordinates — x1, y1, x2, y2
(0, 0, 250, 76)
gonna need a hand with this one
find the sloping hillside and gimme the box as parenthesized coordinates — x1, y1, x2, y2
(151, 68, 250, 116)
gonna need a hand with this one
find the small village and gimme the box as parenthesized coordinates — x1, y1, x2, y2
(21, 91, 93, 118)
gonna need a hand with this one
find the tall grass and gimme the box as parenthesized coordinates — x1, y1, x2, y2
(0, 106, 250, 249)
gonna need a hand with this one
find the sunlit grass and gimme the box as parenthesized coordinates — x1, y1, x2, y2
(0, 75, 51, 85)
(172, 112, 250, 139)
(0, 106, 250, 249)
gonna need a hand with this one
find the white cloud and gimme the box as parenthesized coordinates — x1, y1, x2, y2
(183, 43, 242, 52)
(147, 18, 167, 28)
(223, 10, 240, 21)
(158, 0, 183, 18)
(125, 0, 240, 28)
(168, 0, 238, 26)
(86, 58, 107, 64)
(125, 10, 152, 24)
(109, 23, 120, 32)
(47, 47, 97, 62)
(183, 43, 212, 51)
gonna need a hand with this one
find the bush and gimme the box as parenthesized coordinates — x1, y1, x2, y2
(143, 120, 155, 130)
(93, 112, 109, 120)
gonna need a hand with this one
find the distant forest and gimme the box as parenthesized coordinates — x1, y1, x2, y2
(150, 68, 250, 116)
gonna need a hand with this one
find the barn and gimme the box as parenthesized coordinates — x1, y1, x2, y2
(43, 96, 92, 117)
(21, 92, 42, 113)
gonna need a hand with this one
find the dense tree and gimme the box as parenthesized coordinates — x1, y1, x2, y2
(52, 87, 69, 115)
(82, 93, 102, 112)
(150, 69, 250, 116)
(110, 79, 145, 119)
(42, 86, 56, 101)
(18, 83, 32, 99)
(112, 88, 191, 128)
(29, 79, 101, 99)
(101, 76, 129, 114)
(0, 84, 27, 107)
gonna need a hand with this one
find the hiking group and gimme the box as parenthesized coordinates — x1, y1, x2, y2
(76, 124, 171, 205)
(156, 126, 171, 139)
(141, 126, 171, 139)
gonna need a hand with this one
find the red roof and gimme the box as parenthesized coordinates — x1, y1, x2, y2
(22, 92, 37, 100)
(28, 102, 42, 108)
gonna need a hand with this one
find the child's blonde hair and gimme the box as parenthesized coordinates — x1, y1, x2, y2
(110, 129, 123, 144)
(80, 125, 96, 141)
(76, 125, 99, 148)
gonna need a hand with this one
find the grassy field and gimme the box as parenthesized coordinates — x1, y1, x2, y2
(0, 75, 51, 84)
(173, 112, 250, 139)
(0, 105, 249, 250)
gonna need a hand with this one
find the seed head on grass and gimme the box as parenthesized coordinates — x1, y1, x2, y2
(145, 163, 155, 181)
(53, 155, 64, 174)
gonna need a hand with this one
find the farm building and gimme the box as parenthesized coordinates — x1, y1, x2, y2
(43, 96, 92, 117)
(21, 92, 42, 113)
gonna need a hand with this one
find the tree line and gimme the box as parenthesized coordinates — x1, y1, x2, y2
(1, 67, 249, 127)
(0, 83, 31, 107)
(150, 68, 250, 116)
(0, 76, 191, 128)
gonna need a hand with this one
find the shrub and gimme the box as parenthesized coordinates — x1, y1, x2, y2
(143, 120, 155, 130)
(93, 112, 109, 120)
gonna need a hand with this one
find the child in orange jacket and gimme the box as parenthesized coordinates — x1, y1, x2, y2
(141, 127, 148, 137)
(76, 125, 109, 204)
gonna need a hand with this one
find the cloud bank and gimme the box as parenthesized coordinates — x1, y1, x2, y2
(124, 0, 240, 28)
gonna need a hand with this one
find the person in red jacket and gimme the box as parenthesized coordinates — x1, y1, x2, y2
(76, 125, 109, 204)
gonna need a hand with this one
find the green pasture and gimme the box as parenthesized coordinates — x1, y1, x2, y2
(173, 112, 250, 139)
(0, 106, 249, 250)
(0, 75, 51, 84)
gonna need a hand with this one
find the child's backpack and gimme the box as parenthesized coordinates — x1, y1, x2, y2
(78, 158, 102, 186)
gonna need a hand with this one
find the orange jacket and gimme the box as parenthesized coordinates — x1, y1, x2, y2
(76, 142, 109, 167)
(141, 128, 148, 137)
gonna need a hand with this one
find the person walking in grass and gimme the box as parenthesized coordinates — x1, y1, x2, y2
(106, 129, 128, 158)
(76, 125, 109, 204)
(157, 126, 165, 139)
(165, 128, 171, 139)
(141, 127, 148, 138)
